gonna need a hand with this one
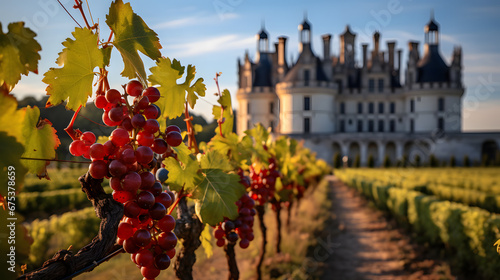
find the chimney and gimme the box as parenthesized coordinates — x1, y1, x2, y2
(277, 36, 288, 81)
(387, 41, 395, 71)
(322, 34, 331, 61)
(408, 41, 420, 64)
(362, 43, 368, 68)
(397, 49, 402, 73)
(373, 32, 380, 54)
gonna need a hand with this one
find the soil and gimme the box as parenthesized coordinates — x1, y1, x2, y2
(322, 176, 455, 280)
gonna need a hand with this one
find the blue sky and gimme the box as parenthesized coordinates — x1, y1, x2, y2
(2, 0, 500, 131)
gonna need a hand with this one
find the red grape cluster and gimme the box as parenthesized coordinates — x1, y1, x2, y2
(247, 158, 281, 205)
(214, 194, 256, 249)
(68, 80, 185, 280)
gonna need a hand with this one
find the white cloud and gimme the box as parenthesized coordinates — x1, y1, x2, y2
(167, 34, 255, 57)
(153, 13, 239, 30)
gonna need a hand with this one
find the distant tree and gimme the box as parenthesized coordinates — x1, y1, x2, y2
(353, 154, 360, 168)
(367, 155, 375, 168)
(429, 154, 439, 167)
(463, 155, 470, 167)
(333, 152, 342, 169)
(414, 154, 421, 167)
(481, 154, 489, 167)
(450, 155, 456, 167)
(383, 155, 391, 168)
(496, 151, 500, 166)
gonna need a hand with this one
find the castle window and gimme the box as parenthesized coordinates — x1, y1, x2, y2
(390, 102, 395, 114)
(348, 119, 352, 125)
(340, 120, 345, 132)
(410, 99, 415, 113)
(410, 119, 415, 133)
(304, 96, 311, 111)
(357, 120, 363, 132)
(340, 102, 345, 114)
(357, 102, 363, 114)
(378, 102, 384, 114)
(368, 79, 375, 93)
(368, 102, 374, 114)
(438, 97, 444, 111)
(304, 117, 310, 133)
(247, 102, 251, 114)
(304, 70, 310, 86)
(389, 120, 395, 132)
(378, 78, 384, 92)
(270, 120, 275, 132)
(368, 120, 374, 132)
(269, 102, 274, 114)
(438, 117, 444, 131)
(378, 120, 384, 132)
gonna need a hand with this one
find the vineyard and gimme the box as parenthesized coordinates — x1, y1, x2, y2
(0, 1, 331, 280)
(336, 168, 500, 279)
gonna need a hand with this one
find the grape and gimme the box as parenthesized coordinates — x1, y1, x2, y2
(135, 96, 150, 110)
(166, 131, 183, 147)
(143, 105, 160, 119)
(149, 203, 166, 220)
(120, 117, 133, 131)
(121, 172, 142, 193)
(216, 238, 225, 247)
(156, 168, 169, 183)
(102, 111, 122, 127)
(131, 113, 146, 128)
(239, 208, 251, 216)
(126, 80, 143, 97)
(110, 177, 123, 191)
(137, 191, 155, 209)
(112, 190, 135, 203)
(89, 160, 108, 179)
(136, 146, 154, 165)
(157, 232, 177, 251)
(124, 200, 142, 218)
(117, 222, 134, 240)
(109, 160, 128, 177)
(246, 232, 254, 241)
(106, 89, 122, 104)
(165, 125, 181, 134)
(155, 192, 172, 209)
(136, 249, 154, 268)
(142, 87, 160, 103)
(152, 138, 168, 154)
(89, 143, 106, 160)
(69, 140, 86, 157)
(94, 95, 108, 109)
(140, 172, 155, 190)
(133, 229, 152, 247)
(137, 131, 154, 147)
(110, 128, 130, 147)
(141, 266, 160, 279)
(222, 221, 235, 232)
(109, 107, 125, 122)
(121, 148, 137, 164)
(166, 248, 176, 259)
(123, 238, 141, 254)
(226, 232, 238, 243)
(157, 215, 175, 232)
(150, 182, 163, 196)
(214, 229, 224, 239)
(154, 253, 171, 270)
(143, 119, 159, 134)
(239, 238, 250, 249)
(81, 131, 96, 145)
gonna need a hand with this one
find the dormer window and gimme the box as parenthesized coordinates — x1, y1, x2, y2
(304, 70, 310, 86)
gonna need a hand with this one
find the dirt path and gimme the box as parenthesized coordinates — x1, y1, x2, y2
(322, 176, 453, 280)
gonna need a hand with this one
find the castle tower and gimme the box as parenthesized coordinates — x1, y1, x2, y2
(405, 13, 464, 133)
(276, 18, 337, 134)
(236, 26, 279, 135)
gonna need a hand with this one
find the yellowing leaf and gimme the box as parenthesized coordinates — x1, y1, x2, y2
(163, 157, 200, 192)
(43, 28, 104, 110)
(200, 150, 233, 172)
(149, 57, 206, 119)
(0, 131, 27, 193)
(0, 93, 25, 142)
(106, 0, 161, 84)
(193, 169, 245, 226)
(0, 22, 41, 92)
(212, 89, 234, 136)
(200, 225, 213, 259)
(20, 107, 60, 179)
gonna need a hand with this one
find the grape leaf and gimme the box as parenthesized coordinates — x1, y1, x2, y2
(43, 28, 104, 110)
(163, 143, 200, 192)
(20, 106, 60, 179)
(0, 131, 27, 193)
(0, 22, 41, 92)
(0, 93, 25, 142)
(149, 57, 206, 119)
(212, 89, 234, 136)
(193, 169, 245, 226)
(106, 0, 161, 84)
(200, 224, 213, 259)
(208, 133, 251, 169)
(200, 150, 233, 172)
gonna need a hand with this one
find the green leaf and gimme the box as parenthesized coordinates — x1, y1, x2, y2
(208, 133, 251, 169)
(200, 225, 213, 259)
(43, 28, 104, 110)
(0, 22, 41, 92)
(164, 143, 200, 192)
(193, 169, 245, 226)
(0, 93, 25, 142)
(149, 57, 206, 119)
(200, 150, 233, 172)
(212, 89, 234, 136)
(20, 106, 60, 179)
(0, 131, 27, 193)
(106, 0, 161, 84)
